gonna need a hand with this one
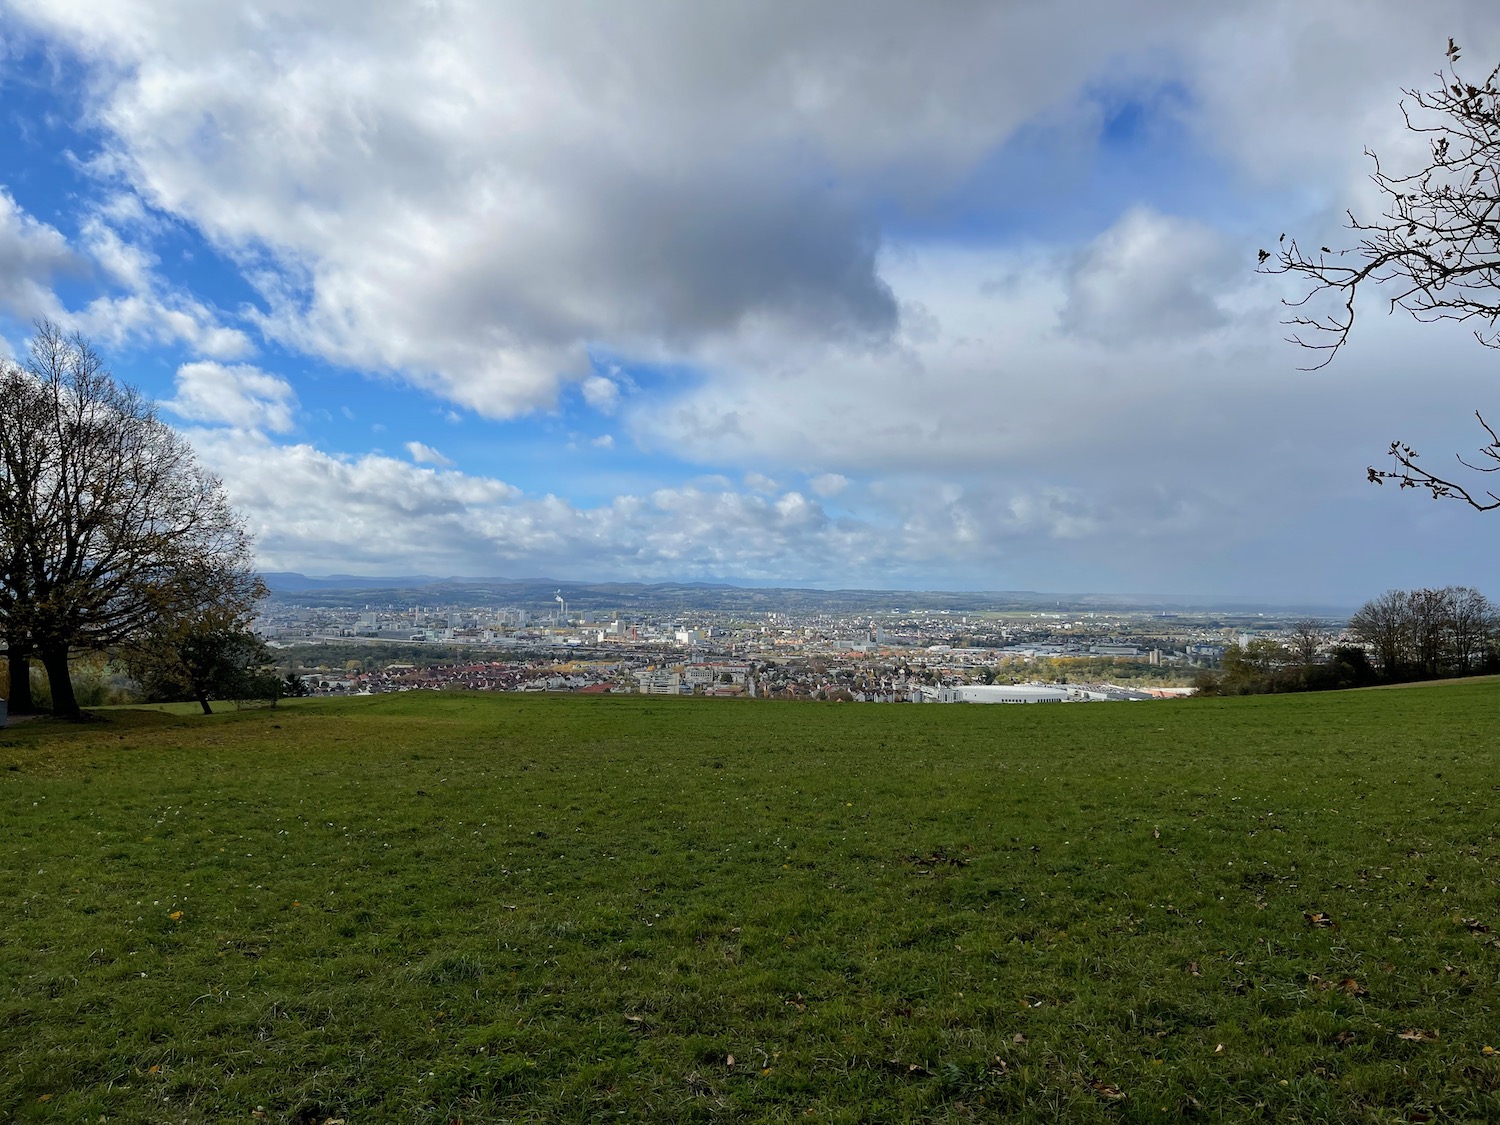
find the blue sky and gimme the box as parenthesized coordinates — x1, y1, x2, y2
(1, 1, 1499, 601)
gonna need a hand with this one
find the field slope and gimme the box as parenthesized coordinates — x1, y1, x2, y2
(2, 686, 1498, 1123)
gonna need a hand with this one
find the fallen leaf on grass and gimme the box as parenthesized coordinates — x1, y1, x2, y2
(168, 911, 183, 922)
(623, 1014, 644, 1024)
(1185, 961, 1201, 976)
(1088, 1079, 1126, 1101)
(1304, 911, 1336, 928)
(726, 1054, 735, 1068)
(1461, 917, 1491, 934)
(1334, 1031, 1358, 1048)
(1398, 1028, 1439, 1042)
(1482, 1045, 1497, 1057)
(1214, 1043, 1224, 1054)
(36, 1094, 52, 1103)
(1013, 1033, 1026, 1045)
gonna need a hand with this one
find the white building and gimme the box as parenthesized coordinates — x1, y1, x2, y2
(929, 684, 1071, 704)
(635, 670, 683, 695)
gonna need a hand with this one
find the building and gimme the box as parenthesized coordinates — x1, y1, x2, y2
(635, 670, 683, 695)
(929, 684, 1071, 704)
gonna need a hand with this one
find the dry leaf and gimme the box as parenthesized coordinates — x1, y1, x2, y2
(1398, 1028, 1439, 1042)
(1482, 1045, 1497, 1057)
(1214, 1043, 1225, 1054)
(1338, 978, 1367, 997)
(1304, 911, 1336, 928)
(1088, 1079, 1126, 1101)
(1186, 961, 1201, 976)
(726, 1054, 735, 1068)
(1013, 1033, 1026, 1045)
(168, 911, 183, 922)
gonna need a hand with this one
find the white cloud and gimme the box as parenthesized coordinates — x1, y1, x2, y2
(809, 472, 849, 497)
(581, 374, 620, 413)
(0, 187, 251, 359)
(1060, 207, 1239, 344)
(9, 1, 1500, 596)
(3, 0, 1240, 416)
(185, 427, 924, 580)
(405, 440, 454, 467)
(165, 361, 298, 432)
(0, 188, 76, 319)
(591, 433, 614, 449)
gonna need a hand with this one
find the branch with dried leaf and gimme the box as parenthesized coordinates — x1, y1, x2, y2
(1262, 40, 1500, 512)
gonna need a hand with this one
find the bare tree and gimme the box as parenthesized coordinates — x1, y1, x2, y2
(1287, 619, 1327, 665)
(0, 322, 257, 719)
(1347, 589, 1409, 676)
(1445, 585, 1495, 671)
(1346, 585, 1498, 678)
(1263, 40, 1500, 509)
(0, 357, 51, 713)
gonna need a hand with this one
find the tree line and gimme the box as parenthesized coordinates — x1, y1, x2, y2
(1195, 587, 1498, 697)
(0, 323, 269, 718)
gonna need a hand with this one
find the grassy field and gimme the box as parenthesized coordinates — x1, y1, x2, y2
(2, 685, 1498, 1123)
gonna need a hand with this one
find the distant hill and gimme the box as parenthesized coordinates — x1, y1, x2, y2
(257, 573, 1352, 617)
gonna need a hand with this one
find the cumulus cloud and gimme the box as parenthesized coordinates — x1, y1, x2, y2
(8, 1, 1500, 596)
(405, 441, 454, 467)
(1060, 207, 1239, 344)
(165, 361, 298, 432)
(809, 472, 849, 497)
(2, 0, 1248, 415)
(0, 188, 76, 318)
(184, 427, 924, 580)
(581, 373, 620, 413)
(0, 188, 251, 358)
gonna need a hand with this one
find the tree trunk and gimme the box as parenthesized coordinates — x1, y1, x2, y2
(196, 692, 213, 716)
(6, 649, 36, 714)
(40, 645, 81, 720)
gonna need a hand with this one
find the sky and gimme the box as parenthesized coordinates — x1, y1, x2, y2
(1, 0, 1498, 603)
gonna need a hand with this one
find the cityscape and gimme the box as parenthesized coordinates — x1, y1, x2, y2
(254, 576, 1347, 703)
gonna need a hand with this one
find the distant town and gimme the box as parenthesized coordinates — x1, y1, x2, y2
(254, 576, 1352, 704)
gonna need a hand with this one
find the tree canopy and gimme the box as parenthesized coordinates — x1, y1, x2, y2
(0, 322, 259, 718)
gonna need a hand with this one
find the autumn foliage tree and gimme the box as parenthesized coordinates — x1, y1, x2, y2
(1264, 40, 1500, 509)
(121, 563, 271, 714)
(0, 322, 259, 718)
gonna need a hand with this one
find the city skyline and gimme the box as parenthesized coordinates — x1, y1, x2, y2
(2, 2, 1499, 601)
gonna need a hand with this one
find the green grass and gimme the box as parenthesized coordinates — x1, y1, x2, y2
(2, 686, 1499, 1123)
